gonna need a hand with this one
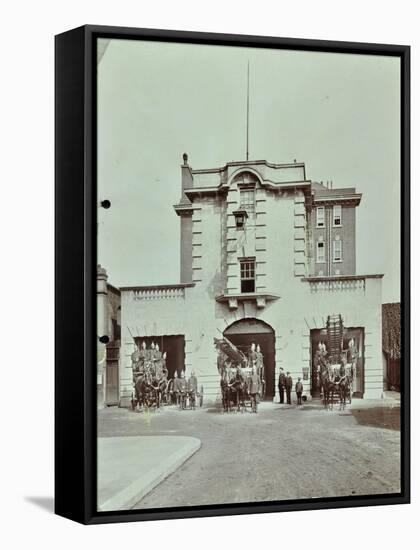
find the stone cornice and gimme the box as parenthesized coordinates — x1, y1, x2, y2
(173, 203, 200, 216)
(312, 193, 362, 206)
(183, 180, 312, 199)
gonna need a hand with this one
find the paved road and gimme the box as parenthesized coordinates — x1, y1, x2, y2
(98, 400, 400, 509)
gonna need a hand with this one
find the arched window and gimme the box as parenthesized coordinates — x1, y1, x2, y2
(232, 171, 259, 186)
(232, 171, 259, 213)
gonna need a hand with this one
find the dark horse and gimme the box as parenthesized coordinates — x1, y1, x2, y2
(221, 369, 246, 412)
(320, 366, 336, 410)
(321, 363, 352, 411)
(336, 367, 352, 410)
(220, 378, 229, 411)
(132, 373, 144, 410)
(135, 372, 160, 411)
(337, 376, 348, 410)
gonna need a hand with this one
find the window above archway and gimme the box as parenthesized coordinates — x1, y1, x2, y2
(232, 171, 259, 187)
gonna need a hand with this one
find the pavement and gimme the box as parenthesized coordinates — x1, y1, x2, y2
(97, 435, 201, 511)
(383, 390, 401, 402)
(98, 398, 401, 510)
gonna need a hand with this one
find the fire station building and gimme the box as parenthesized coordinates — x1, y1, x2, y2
(101, 154, 384, 406)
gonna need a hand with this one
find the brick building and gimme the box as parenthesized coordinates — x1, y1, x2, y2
(109, 154, 384, 406)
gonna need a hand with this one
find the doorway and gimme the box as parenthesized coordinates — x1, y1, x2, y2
(223, 318, 276, 400)
(105, 340, 120, 406)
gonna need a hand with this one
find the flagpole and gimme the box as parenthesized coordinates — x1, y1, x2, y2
(246, 60, 250, 161)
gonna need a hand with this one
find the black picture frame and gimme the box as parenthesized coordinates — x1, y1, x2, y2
(55, 24, 410, 525)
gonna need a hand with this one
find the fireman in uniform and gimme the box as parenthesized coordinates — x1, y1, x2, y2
(138, 341, 147, 373)
(278, 367, 286, 404)
(255, 344, 264, 378)
(172, 371, 180, 405)
(248, 342, 258, 367)
(285, 371, 293, 405)
(178, 370, 188, 409)
(188, 370, 198, 408)
(154, 343, 163, 378)
(248, 366, 260, 413)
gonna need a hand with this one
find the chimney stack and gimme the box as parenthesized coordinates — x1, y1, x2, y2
(179, 153, 193, 284)
(181, 153, 193, 201)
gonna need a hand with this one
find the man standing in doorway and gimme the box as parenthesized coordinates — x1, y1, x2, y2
(278, 367, 286, 404)
(285, 372, 293, 405)
(248, 342, 257, 367)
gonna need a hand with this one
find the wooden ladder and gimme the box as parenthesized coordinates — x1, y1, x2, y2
(326, 314, 343, 361)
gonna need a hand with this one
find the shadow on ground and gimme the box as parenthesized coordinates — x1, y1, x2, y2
(25, 496, 54, 513)
(205, 403, 326, 413)
(351, 407, 400, 431)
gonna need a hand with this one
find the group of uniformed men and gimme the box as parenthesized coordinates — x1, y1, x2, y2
(172, 370, 198, 407)
(217, 342, 265, 410)
(131, 341, 167, 380)
(247, 343, 265, 378)
(277, 368, 303, 405)
(131, 341, 198, 407)
(217, 342, 264, 377)
(217, 341, 308, 407)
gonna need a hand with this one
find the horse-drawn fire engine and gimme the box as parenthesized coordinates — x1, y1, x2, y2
(315, 315, 356, 410)
(130, 342, 203, 412)
(214, 333, 266, 413)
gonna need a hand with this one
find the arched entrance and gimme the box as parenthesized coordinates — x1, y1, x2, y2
(223, 318, 276, 400)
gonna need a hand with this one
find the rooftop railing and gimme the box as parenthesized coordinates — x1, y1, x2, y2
(302, 274, 383, 293)
(120, 283, 195, 301)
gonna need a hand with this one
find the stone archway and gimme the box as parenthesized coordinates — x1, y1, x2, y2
(224, 318, 276, 400)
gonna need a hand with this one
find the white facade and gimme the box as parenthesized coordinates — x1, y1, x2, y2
(118, 158, 383, 406)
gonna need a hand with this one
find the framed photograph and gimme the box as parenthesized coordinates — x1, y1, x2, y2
(55, 25, 410, 524)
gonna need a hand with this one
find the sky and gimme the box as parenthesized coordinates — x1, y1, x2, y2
(97, 38, 401, 303)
